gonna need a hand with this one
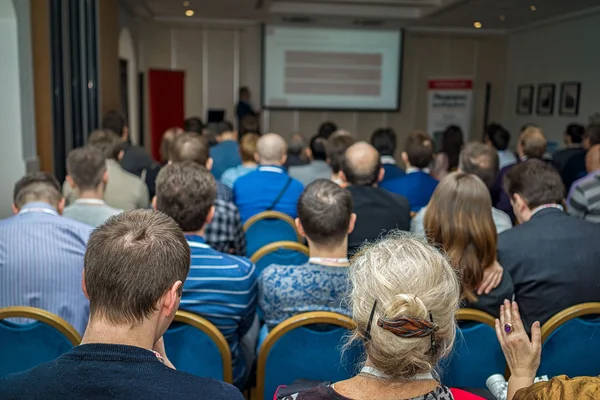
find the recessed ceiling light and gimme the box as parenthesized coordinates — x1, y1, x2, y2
(473, 21, 482, 29)
(499, 15, 506, 21)
(185, 9, 194, 16)
(183, 1, 190, 6)
(530, 5, 537, 11)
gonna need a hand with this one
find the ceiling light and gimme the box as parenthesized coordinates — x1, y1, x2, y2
(473, 21, 482, 29)
(530, 5, 537, 11)
(499, 15, 506, 21)
(183, 1, 190, 6)
(185, 9, 194, 16)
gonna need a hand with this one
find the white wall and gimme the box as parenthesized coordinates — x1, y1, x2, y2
(119, 28, 139, 144)
(502, 13, 600, 145)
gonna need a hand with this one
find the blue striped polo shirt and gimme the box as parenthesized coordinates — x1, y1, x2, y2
(180, 234, 257, 385)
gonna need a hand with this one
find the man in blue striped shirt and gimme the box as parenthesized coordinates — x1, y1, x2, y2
(0, 173, 92, 335)
(154, 162, 257, 388)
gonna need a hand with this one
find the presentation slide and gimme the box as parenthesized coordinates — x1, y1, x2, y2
(262, 26, 402, 111)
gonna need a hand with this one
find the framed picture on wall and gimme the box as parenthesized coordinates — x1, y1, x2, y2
(536, 84, 555, 116)
(516, 85, 534, 115)
(559, 82, 581, 116)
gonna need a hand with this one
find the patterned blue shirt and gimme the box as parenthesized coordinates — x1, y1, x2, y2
(258, 262, 351, 329)
(180, 235, 257, 385)
(0, 202, 92, 335)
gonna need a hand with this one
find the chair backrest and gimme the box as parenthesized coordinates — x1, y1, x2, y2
(440, 308, 506, 389)
(250, 241, 310, 276)
(163, 310, 232, 383)
(257, 311, 363, 400)
(243, 211, 302, 258)
(539, 302, 600, 378)
(0, 306, 81, 377)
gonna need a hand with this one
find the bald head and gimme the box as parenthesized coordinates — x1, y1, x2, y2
(518, 127, 547, 159)
(341, 142, 383, 186)
(586, 144, 600, 173)
(257, 133, 287, 165)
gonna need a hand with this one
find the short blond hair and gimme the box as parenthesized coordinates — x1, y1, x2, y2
(519, 127, 547, 159)
(348, 232, 460, 379)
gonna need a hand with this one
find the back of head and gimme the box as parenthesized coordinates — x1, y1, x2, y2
(342, 142, 381, 186)
(404, 130, 434, 169)
(504, 159, 564, 209)
(318, 121, 338, 139)
(298, 179, 352, 246)
(13, 172, 62, 209)
(309, 134, 327, 161)
(442, 125, 464, 170)
(155, 161, 216, 232)
(585, 124, 600, 148)
(586, 144, 600, 172)
(370, 128, 397, 157)
(288, 133, 306, 156)
(239, 86, 250, 100)
(88, 129, 122, 160)
(349, 233, 460, 379)
(160, 127, 183, 164)
(487, 123, 510, 151)
(170, 132, 210, 165)
(424, 172, 496, 301)
(101, 110, 127, 137)
(519, 127, 547, 159)
(256, 133, 286, 165)
(326, 133, 356, 174)
(239, 115, 260, 137)
(566, 123, 585, 144)
(459, 142, 499, 189)
(84, 210, 190, 325)
(67, 146, 107, 191)
(184, 117, 204, 134)
(240, 133, 260, 163)
(216, 120, 235, 137)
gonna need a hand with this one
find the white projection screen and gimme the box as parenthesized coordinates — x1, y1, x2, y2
(262, 25, 403, 111)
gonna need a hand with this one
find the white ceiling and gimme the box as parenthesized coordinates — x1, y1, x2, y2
(121, 0, 600, 32)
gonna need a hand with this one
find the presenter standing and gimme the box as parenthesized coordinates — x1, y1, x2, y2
(236, 87, 259, 128)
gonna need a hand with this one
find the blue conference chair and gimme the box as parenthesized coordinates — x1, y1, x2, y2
(256, 311, 363, 400)
(250, 241, 310, 277)
(538, 303, 600, 378)
(164, 310, 232, 383)
(440, 308, 506, 389)
(244, 211, 303, 258)
(0, 306, 81, 378)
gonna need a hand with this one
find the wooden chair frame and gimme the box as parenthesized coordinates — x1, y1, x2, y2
(243, 211, 303, 243)
(256, 311, 356, 400)
(172, 310, 233, 384)
(250, 241, 310, 265)
(541, 302, 600, 342)
(0, 306, 81, 345)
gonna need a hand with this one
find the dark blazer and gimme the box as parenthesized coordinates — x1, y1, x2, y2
(497, 208, 600, 331)
(347, 185, 410, 255)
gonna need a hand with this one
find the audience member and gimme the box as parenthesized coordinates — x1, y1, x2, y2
(341, 142, 410, 254)
(0, 173, 91, 334)
(170, 132, 245, 255)
(317, 121, 338, 139)
(184, 117, 204, 134)
(412, 142, 512, 235)
(560, 123, 600, 193)
(0, 210, 243, 399)
(259, 180, 355, 329)
(210, 120, 240, 180)
(325, 132, 355, 186)
(371, 127, 405, 181)
(486, 123, 516, 169)
(289, 135, 333, 186)
(63, 146, 122, 227)
(432, 125, 464, 181)
(424, 172, 514, 317)
(221, 133, 259, 189)
(233, 133, 304, 223)
(380, 131, 438, 212)
(239, 114, 260, 138)
(63, 130, 149, 211)
(552, 123, 585, 191)
(155, 162, 257, 387)
(567, 144, 600, 223)
(159, 127, 183, 165)
(290, 233, 461, 400)
(236, 87, 259, 127)
(583, 123, 600, 150)
(286, 133, 310, 167)
(498, 159, 600, 330)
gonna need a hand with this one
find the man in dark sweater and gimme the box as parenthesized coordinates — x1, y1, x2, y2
(0, 210, 243, 400)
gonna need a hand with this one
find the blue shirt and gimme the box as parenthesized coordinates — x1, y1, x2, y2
(380, 156, 405, 182)
(233, 166, 304, 223)
(0, 202, 92, 335)
(221, 165, 257, 189)
(380, 170, 438, 212)
(211, 141, 241, 180)
(180, 235, 257, 385)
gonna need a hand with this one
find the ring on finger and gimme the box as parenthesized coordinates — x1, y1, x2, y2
(504, 323, 513, 334)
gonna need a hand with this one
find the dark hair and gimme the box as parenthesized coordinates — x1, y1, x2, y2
(170, 132, 210, 165)
(239, 115, 260, 138)
(84, 210, 190, 325)
(371, 128, 397, 157)
(318, 121, 338, 139)
(310, 135, 328, 161)
(298, 179, 352, 245)
(216, 120, 234, 135)
(503, 159, 564, 209)
(405, 130, 434, 169)
(239, 86, 250, 98)
(585, 124, 600, 147)
(326, 133, 355, 174)
(459, 143, 499, 190)
(566, 123, 585, 144)
(487, 123, 510, 151)
(184, 117, 204, 134)
(13, 172, 62, 209)
(240, 133, 259, 163)
(288, 134, 306, 156)
(101, 110, 127, 137)
(88, 129, 122, 160)
(66, 146, 106, 191)
(155, 162, 216, 232)
(442, 125, 464, 171)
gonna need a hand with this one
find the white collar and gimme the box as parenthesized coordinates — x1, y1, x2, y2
(406, 167, 430, 174)
(380, 156, 396, 165)
(530, 204, 563, 218)
(258, 166, 284, 173)
(74, 199, 106, 206)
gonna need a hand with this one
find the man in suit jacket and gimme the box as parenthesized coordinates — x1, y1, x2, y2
(341, 142, 410, 254)
(497, 159, 600, 331)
